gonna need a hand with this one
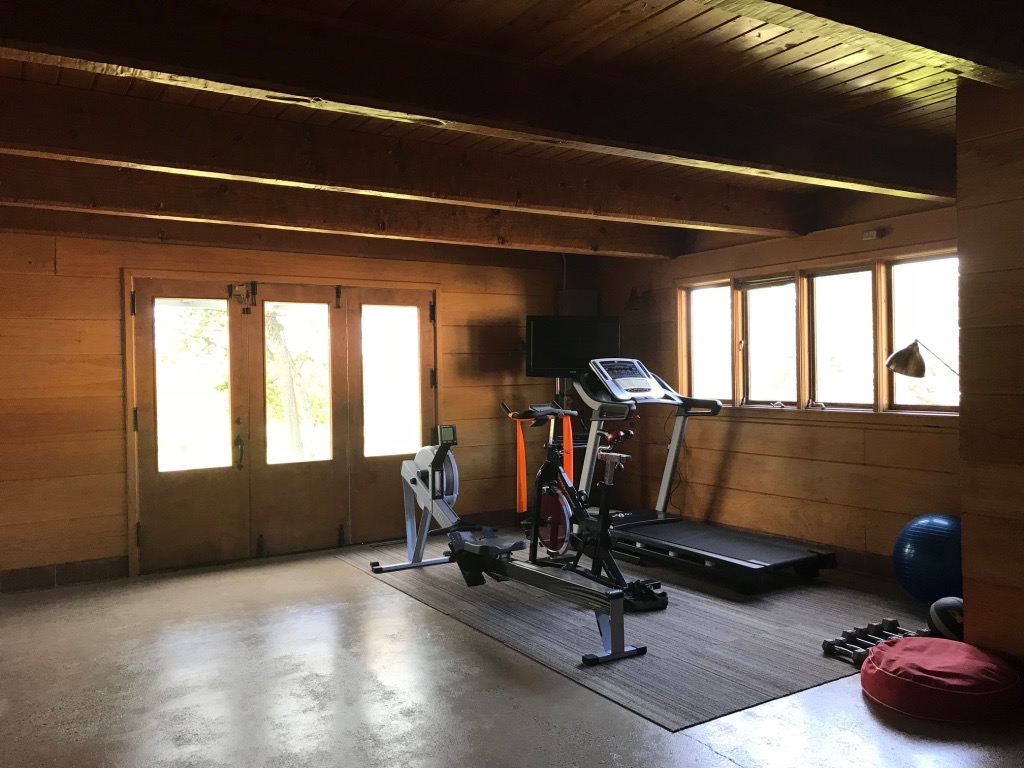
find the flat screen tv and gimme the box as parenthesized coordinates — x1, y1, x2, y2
(526, 315, 620, 378)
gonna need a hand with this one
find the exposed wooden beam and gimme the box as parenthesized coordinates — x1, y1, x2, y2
(0, 78, 805, 237)
(703, 1, 1024, 88)
(0, 156, 686, 259)
(0, 0, 954, 200)
(0, 206, 567, 271)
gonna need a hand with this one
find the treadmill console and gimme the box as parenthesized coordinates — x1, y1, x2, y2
(589, 358, 666, 401)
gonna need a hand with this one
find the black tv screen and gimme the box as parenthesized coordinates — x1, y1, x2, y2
(526, 315, 620, 378)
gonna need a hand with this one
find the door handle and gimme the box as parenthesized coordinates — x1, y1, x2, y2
(233, 434, 245, 470)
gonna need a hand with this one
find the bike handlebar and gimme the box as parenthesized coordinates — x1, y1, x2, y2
(501, 401, 578, 423)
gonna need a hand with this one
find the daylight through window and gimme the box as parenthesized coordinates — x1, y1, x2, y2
(682, 255, 959, 413)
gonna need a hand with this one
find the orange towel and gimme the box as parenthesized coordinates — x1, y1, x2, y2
(561, 414, 573, 485)
(507, 411, 575, 514)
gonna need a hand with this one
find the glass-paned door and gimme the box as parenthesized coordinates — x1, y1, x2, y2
(346, 288, 436, 543)
(134, 279, 347, 571)
(133, 278, 436, 572)
(248, 284, 347, 557)
(134, 279, 251, 572)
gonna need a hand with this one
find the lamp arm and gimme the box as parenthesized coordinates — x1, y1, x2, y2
(915, 339, 960, 377)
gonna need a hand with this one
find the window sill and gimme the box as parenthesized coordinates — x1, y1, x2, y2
(720, 403, 958, 430)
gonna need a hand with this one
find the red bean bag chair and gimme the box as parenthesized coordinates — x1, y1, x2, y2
(861, 637, 1022, 722)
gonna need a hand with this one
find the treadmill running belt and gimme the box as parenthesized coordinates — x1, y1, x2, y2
(609, 517, 836, 591)
(615, 519, 816, 566)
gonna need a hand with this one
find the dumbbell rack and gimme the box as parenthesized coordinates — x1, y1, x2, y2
(821, 618, 929, 668)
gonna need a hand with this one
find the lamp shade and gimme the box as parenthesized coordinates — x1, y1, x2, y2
(885, 340, 926, 378)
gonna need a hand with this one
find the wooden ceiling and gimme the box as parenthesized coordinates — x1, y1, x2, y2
(0, 1, 1021, 259)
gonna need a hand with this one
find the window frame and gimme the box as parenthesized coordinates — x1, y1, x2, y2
(737, 274, 799, 407)
(679, 252, 959, 416)
(806, 266, 877, 411)
(885, 256, 960, 414)
(683, 281, 735, 405)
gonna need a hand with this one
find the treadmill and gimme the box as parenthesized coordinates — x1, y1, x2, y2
(574, 358, 836, 593)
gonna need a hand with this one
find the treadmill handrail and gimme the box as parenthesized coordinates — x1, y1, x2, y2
(679, 396, 722, 417)
(646, 371, 722, 415)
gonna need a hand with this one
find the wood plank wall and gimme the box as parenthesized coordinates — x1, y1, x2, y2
(601, 207, 961, 575)
(0, 231, 572, 583)
(956, 80, 1024, 658)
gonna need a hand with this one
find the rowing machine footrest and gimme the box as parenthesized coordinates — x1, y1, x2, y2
(622, 580, 669, 612)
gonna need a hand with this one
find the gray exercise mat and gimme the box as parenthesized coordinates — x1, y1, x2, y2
(336, 539, 922, 732)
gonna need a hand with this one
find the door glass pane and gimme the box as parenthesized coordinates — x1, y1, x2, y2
(745, 282, 796, 403)
(154, 298, 232, 472)
(361, 305, 422, 457)
(689, 285, 732, 401)
(892, 257, 960, 407)
(265, 302, 332, 465)
(812, 271, 874, 405)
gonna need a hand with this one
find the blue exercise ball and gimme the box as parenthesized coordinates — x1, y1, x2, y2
(892, 514, 962, 604)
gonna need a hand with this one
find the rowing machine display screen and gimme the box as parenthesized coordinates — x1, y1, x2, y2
(436, 424, 457, 446)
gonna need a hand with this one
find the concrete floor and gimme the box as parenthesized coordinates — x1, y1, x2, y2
(1, 553, 1021, 768)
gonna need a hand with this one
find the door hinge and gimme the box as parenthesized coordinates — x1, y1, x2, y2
(132, 407, 139, 432)
(135, 522, 142, 548)
(429, 368, 437, 388)
(429, 300, 436, 323)
(230, 282, 257, 312)
(130, 291, 136, 316)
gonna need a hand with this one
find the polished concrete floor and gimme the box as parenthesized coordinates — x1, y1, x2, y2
(1, 552, 1021, 768)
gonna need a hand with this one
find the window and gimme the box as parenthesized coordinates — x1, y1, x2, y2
(680, 254, 959, 414)
(361, 304, 423, 457)
(153, 298, 232, 472)
(264, 302, 332, 464)
(891, 257, 960, 408)
(743, 279, 796, 404)
(811, 270, 874, 406)
(688, 285, 732, 401)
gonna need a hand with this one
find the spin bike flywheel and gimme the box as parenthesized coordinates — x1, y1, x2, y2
(537, 486, 573, 556)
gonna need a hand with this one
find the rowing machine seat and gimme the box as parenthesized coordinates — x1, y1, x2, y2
(460, 535, 528, 558)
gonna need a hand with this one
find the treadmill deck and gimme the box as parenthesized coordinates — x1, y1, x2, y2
(609, 515, 837, 591)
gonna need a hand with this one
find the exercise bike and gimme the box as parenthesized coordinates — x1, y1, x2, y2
(504, 402, 668, 613)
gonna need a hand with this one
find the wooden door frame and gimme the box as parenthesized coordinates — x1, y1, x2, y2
(343, 286, 439, 543)
(123, 267, 440, 576)
(247, 282, 348, 557)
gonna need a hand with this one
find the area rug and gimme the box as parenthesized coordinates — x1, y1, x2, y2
(336, 539, 922, 731)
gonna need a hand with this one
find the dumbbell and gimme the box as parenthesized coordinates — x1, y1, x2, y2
(866, 622, 908, 641)
(822, 638, 867, 667)
(852, 626, 891, 644)
(881, 618, 928, 637)
(839, 630, 877, 650)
